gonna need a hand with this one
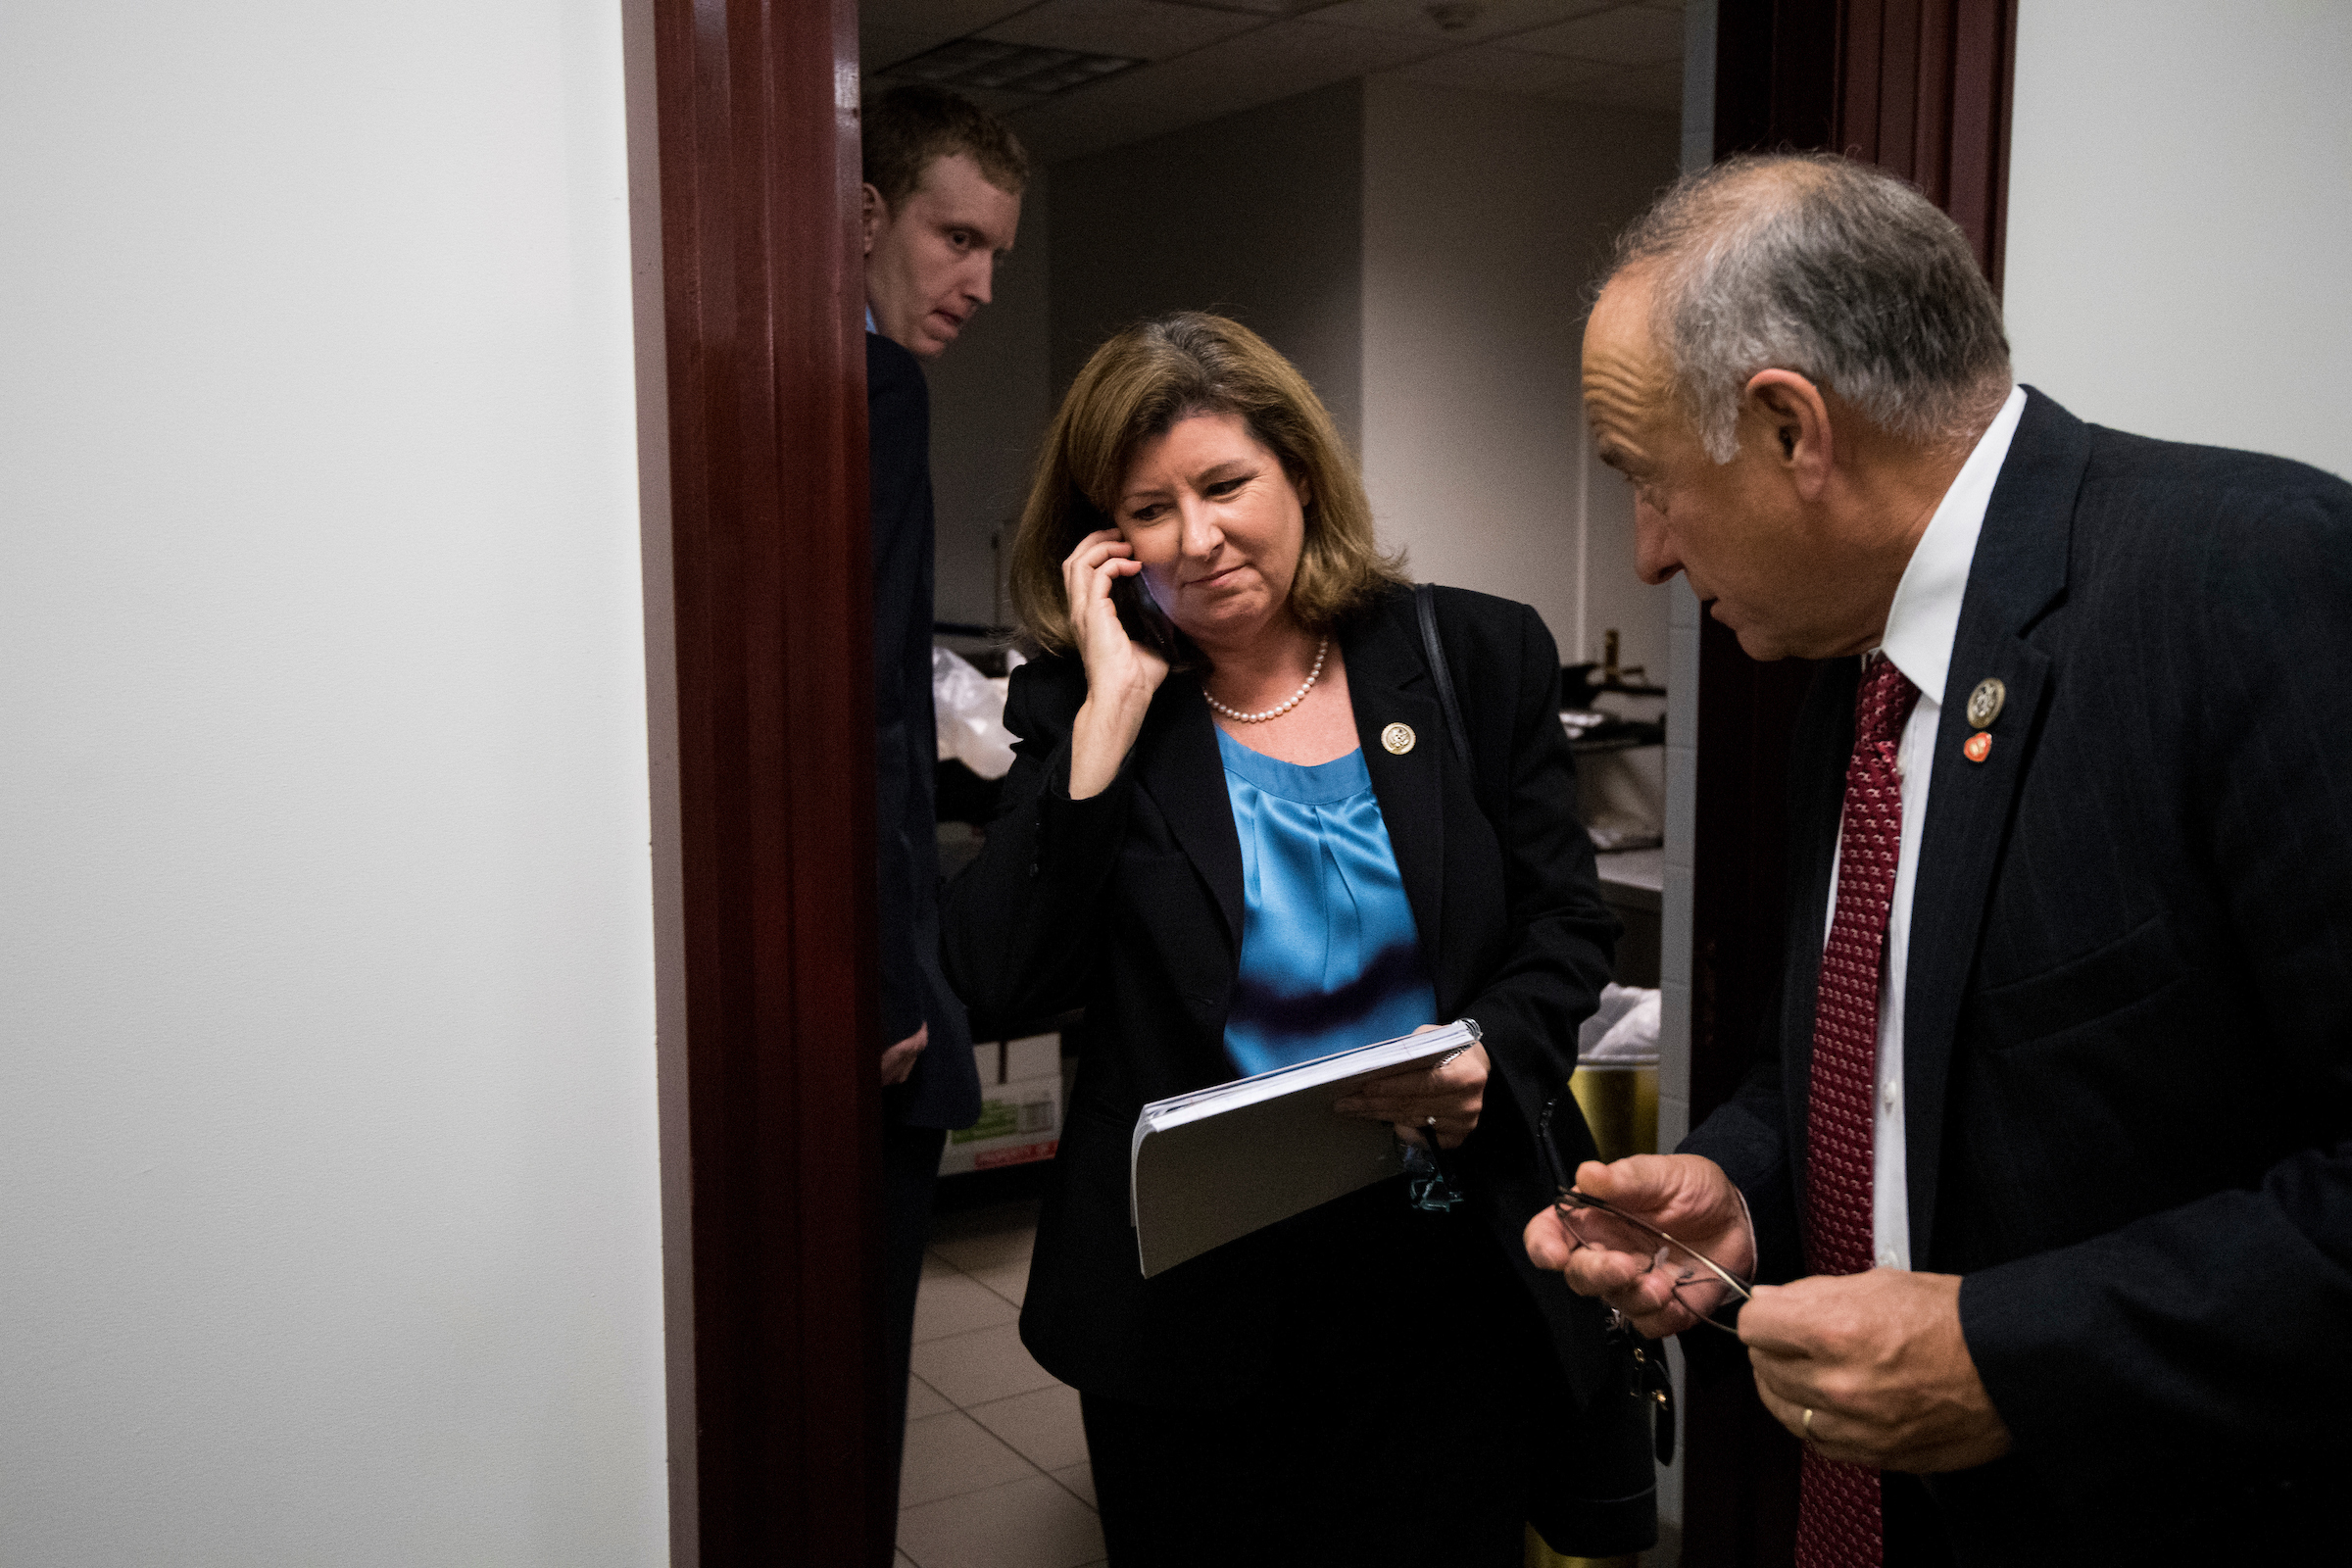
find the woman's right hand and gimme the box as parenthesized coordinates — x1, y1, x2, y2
(1063, 529, 1169, 798)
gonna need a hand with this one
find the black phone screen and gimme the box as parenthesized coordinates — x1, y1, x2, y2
(1110, 572, 1180, 662)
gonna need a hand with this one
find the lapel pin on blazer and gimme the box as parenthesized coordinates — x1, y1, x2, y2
(1963, 677, 2004, 763)
(1966, 677, 2006, 729)
(1382, 722, 1416, 756)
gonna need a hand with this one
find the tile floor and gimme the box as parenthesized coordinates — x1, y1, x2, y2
(898, 1188, 1671, 1568)
(898, 1195, 1105, 1568)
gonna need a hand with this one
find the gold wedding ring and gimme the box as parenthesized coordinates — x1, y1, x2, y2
(1802, 1407, 1816, 1441)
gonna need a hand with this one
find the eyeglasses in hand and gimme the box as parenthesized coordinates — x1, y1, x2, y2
(1536, 1096, 1754, 1335)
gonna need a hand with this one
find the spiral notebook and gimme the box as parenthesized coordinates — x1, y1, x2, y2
(1127, 1019, 1482, 1278)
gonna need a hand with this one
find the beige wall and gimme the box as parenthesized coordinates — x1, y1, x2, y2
(933, 77, 1687, 683)
(1049, 80, 1367, 449)
(932, 82, 1371, 631)
(927, 170, 1054, 629)
(1002, 76, 1681, 670)
(1360, 78, 1679, 670)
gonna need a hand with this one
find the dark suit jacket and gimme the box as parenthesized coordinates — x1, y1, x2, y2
(868, 332, 978, 1131)
(1684, 389, 2352, 1563)
(944, 584, 1632, 1394)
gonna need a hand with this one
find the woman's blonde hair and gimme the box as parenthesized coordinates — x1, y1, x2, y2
(1008, 312, 1405, 654)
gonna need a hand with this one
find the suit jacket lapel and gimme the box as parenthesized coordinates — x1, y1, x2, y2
(1136, 668, 1245, 951)
(1345, 597, 1452, 1001)
(1901, 388, 2084, 1265)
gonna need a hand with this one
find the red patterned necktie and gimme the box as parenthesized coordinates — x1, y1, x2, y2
(1799, 654, 1919, 1568)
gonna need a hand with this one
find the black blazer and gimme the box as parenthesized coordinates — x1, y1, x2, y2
(868, 332, 977, 1131)
(944, 584, 1625, 1404)
(1684, 389, 2352, 1563)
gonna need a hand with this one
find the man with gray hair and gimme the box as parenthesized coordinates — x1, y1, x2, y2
(1527, 152, 2351, 1564)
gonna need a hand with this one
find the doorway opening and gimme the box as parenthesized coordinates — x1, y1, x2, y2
(859, 6, 1692, 1564)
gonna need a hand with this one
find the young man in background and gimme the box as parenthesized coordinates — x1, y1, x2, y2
(859, 82, 1027, 1512)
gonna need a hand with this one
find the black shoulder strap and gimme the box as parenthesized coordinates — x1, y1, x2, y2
(1414, 582, 1472, 770)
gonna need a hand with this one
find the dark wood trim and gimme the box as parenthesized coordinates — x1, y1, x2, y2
(1713, 0, 1838, 155)
(648, 0, 889, 1560)
(1684, 4, 2021, 1563)
(1831, 0, 2022, 291)
(1713, 0, 2017, 286)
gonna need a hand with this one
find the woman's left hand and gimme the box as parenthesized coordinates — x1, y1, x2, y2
(1334, 1025, 1488, 1150)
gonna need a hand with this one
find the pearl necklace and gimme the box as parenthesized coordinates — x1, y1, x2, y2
(1205, 636, 1329, 723)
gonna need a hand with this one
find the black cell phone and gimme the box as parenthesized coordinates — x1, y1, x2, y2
(1110, 571, 1181, 662)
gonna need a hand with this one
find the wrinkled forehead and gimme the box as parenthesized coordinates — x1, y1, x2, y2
(1583, 268, 1665, 368)
(1580, 272, 1674, 431)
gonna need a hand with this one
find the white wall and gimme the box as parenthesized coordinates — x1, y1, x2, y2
(1361, 78, 1680, 668)
(0, 5, 669, 1564)
(2006, 0, 2352, 479)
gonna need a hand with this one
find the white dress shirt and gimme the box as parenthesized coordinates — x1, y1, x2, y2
(1823, 385, 2028, 1271)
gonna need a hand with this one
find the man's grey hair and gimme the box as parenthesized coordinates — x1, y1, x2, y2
(1607, 153, 2013, 463)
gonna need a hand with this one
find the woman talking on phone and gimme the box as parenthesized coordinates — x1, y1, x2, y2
(942, 314, 1651, 1566)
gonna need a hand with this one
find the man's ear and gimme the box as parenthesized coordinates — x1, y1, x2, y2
(1743, 369, 1835, 500)
(859, 182, 886, 258)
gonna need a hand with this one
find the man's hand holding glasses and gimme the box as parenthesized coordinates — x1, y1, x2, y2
(1522, 1152, 1759, 1340)
(1526, 1143, 2014, 1474)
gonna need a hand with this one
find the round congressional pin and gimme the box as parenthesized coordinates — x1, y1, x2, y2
(1382, 722, 1417, 756)
(1965, 677, 2007, 730)
(1964, 731, 1993, 763)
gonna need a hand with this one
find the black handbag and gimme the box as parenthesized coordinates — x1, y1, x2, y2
(1416, 582, 1667, 1557)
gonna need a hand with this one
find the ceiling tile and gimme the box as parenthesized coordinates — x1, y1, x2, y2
(981, 0, 1267, 60)
(1382, 42, 1611, 96)
(1549, 58, 1683, 112)
(879, 35, 1149, 95)
(863, 24, 944, 73)
(1307, 0, 1613, 47)
(864, 79, 1036, 117)
(999, 71, 1203, 166)
(1006, 14, 1442, 162)
(863, 0, 1038, 54)
(1150, 0, 1356, 13)
(1511, 3, 1684, 64)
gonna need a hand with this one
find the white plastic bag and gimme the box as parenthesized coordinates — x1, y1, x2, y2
(932, 646, 1017, 780)
(1577, 983, 1661, 1065)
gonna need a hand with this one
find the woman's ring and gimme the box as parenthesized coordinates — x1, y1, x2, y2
(1425, 1115, 1438, 1128)
(1801, 1408, 1816, 1441)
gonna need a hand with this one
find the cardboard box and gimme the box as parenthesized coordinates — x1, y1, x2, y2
(939, 1034, 1062, 1176)
(1004, 1032, 1058, 1083)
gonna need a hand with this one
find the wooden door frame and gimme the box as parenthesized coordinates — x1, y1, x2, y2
(622, 0, 2021, 1558)
(633, 0, 892, 1561)
(1684, 2, 2020, 1563)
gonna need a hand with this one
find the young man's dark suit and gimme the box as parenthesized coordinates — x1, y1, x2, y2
(867, 328, 982, 1482)
(1683, 388, 2352, 1564)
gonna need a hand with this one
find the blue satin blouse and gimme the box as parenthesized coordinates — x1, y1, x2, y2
(1215, 728, 1438, 1078)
